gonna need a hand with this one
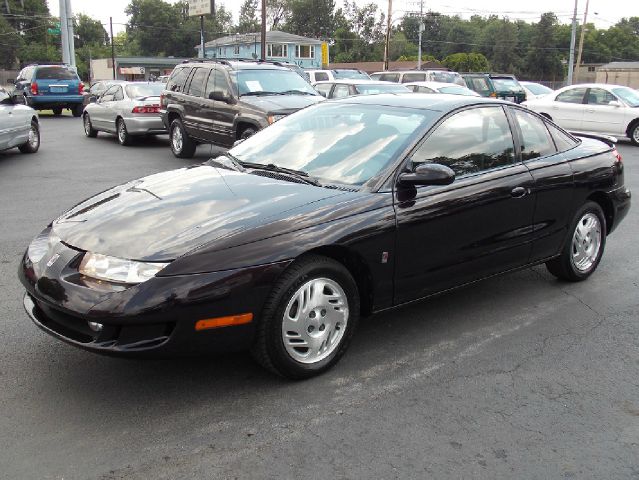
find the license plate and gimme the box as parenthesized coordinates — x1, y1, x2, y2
(49, 86, 67, 93)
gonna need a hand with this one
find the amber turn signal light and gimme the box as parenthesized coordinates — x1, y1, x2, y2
(195, 313, 253, 331)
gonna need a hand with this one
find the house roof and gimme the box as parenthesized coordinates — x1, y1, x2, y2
(600, 61, 639, 70)
(202, 30, 322, 48)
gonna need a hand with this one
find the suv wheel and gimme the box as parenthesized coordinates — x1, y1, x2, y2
(52, 107, 62, 116)
(71, 105, 83, 117)
(170, 118, 196, 158)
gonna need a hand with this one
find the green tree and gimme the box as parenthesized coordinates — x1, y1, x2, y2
(524, 12, 564, 80)
(74, 13, 109, 48)
(442, 52, 489, 72)
(237, 0, 259, 33)
(489, 19, 520, 73)
(0, 15, 22, 68)
(285, 0, 335, 38)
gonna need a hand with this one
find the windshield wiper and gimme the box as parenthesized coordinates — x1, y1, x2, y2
(242, 162, 322, 186)
(206, 153, 245, 172)
(241, 91, 285, 96)
(280, 90, 317, 96)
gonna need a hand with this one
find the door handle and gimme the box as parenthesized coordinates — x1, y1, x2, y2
(511, 186, 528, 198)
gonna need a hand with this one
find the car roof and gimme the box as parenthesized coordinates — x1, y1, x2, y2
(403, 81, 469, 88)
(331, 92, 507, 111)
(314, 79, 396, 85)
(180, 60, 288, 71)
(560, 83, 629, 89)
(370, 70, 452, 75)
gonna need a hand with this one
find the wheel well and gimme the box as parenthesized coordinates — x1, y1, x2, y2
(236, 121, 258, 140)
(167, 111, 180, 126)
(587, 192, 614, 235)
(304, 245, 374, 317)
(627, 118, 639, 137)
(31, 115, 38, 124)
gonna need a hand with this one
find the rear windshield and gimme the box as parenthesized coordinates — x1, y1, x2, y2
(356, 84, 410, 94)
(35, 67, 78, 80)
(125, 83, 165, 98)
(492, 78, 523, 92)
(612, 87, 639, 107)
(439, 85, 476, 96)
(524, 83, 553, 95)
(333, 70, 370, 80)
(430, 71, 464, 85)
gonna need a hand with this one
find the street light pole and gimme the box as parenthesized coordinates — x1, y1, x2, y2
(574, 0, 590, 83)
(383, 0, 392, 71)
(417, 0, 424, 69)
(567, 0, 578, 85)
(261, 0, 267, 60)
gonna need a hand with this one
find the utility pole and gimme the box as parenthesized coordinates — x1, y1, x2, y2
(383, 0, 392, 71)
(110, 17, 116, 80)
(417, 0, 424, 69)
(574, 0, 589, 83)
(200, 15, 205, 58)
(65, 0, 75, 67)
(261, 0, 267, 60)
(59, 0, 70, 65)
(567, 0, 578, 84)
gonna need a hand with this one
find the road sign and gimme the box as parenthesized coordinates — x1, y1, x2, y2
(47, 28, 61, 34)
(188, 0, 213, 16)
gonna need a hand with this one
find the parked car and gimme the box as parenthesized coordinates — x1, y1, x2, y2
(82, 82, 166, 146)
(0, 86, 40, 154)
(273, 61, 310, 82)
(313, 79, 410, 98)
(523, 83, 639, 146)
(306, 69, 371, 83)
(82, 80, 125, 107)
(520, 81, 554, 101)
(19, 94, 630, 379)
(11, 64, 84, 116)
(403, 81, 480, 96)
(462, 73, 526, 103)
(370, 69, 465, 86)
(161, 59, 324, 158)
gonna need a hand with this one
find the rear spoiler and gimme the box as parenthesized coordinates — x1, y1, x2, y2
(569, 131, 617, 147)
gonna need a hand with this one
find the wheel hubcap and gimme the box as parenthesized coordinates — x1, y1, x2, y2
(118, 122, 125, 142)
(28, 125, 38, 147)
(633, 126, 639, 143)
(282, 278, 349, 364)
(571, 212, 601, 272)
(172, 126, 183, 152)
(84, 116, 90, 135)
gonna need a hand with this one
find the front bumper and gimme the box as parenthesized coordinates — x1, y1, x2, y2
(19, 241, 290, 357)
(125, 115, 167, 135)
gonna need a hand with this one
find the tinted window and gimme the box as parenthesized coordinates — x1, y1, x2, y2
(314, 72, 329, 81)
(332, 84, 351, 98)
(512, 109, 555, 160)
(379, 73, 400, 82)
(411, 106, 515, 177)
(430, 71, 463, 85)
(333, 70, 370, 80)
(586, 88, 616, 105)
(546, 123, 578, 152)
(35, 67, 78, 80)
(187, 68, 208, 97)
(205, 68, 230, 99)
(467, 77, 491, 95)
(166, 67, 190, 92)
(402, 73, 426, 83)
(491, 78, 523, 92)
(556, 87, 587, 104)
(370, 73, 382, 80)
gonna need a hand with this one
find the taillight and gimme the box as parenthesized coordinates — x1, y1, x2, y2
(132, 105, 160, 114)
(78, 82, 84, 94)
(612, 148, 622, 163)
(30, 82, 38, 95)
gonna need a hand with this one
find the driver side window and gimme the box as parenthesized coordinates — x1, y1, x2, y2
(410, 106, 515, 177)
(100, 85, 119, 102)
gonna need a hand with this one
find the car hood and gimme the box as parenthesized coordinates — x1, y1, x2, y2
(239, 94, 324, 112)
(52, 165, 344, 261)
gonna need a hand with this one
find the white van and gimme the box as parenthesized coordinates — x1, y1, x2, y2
(370, 70, 465, 86)
(306, 69, 371, 83)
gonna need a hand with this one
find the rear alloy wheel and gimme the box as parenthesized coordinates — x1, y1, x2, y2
(169, 118, 196, 158)
(240, 127, 257, 140)
(546, 201, 606, 281)
(71, 105, 83, 117)
(117, 118, 133, 146)
(630, 122, 639, 146)
(18, 120, 40, 154)
(83, 114, 97, 138)
(52, 107, 62, 116)
(252, 255, 360, 379)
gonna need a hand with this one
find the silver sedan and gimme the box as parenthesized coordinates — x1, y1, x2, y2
(82, 82, 166, 146)
(0, 86, 39, 154)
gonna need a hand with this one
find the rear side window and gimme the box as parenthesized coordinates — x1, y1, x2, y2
(411, 106, 515, 177)
(379, 73, 399, 82)
(512, 109, 556, 160)
(332, 84, 350, 99)
(467, 77, 491, 95)
(556, 87, 587, 104)
(314, 83, 332, 97)
(167, 67, 190, 92)
(186, 68, 209, 97)
(416, 86, 435, 93)
(546, 123, 578, 152)
(314, 72, 329, 81)
(35, 67, 77, 80)
(402, 73, 426, 83)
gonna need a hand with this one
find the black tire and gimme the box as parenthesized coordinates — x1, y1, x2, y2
(18, 120, 40, 154)
(240, 127, 257, 140)
(251, 255, 360, 379)
(169, 118, 196, 158)
(545, 201, 606, 281)
(71, 105, 83, 117)
(629, 122, 639, 146)
(52, 107, 62, 116)
(116, 118, 133, 146)
(83, 113, 98, 138)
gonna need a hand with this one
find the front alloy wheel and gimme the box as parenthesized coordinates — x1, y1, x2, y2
(252, 255, 360, 379)
(18, 120, 40, 153)
(83, 114, 97, 137)
(169, 118, 196, 158)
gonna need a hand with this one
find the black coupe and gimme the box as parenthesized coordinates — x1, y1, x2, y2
(19, 94, 631, 379)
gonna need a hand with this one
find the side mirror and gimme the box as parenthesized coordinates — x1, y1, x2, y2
(608, 100, 622, 107)
(6, 78, 15, 85)
(209, 91, 233, 103)
(398, 163, 455, 186)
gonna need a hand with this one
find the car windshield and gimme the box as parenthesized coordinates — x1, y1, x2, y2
(524, 83, 553, 95)
(333, 70, 370, 80)
(236, 69, 318, 96)
(230, 103, 436, 186)
(492, 78, 523, 92)
(35, 67, 78, 80)
(125, 83, 165, 98)
(430, 71, 464, 86)
(612, 87, 639, 107)
(439, 85, 476, 96)
(355, 84, 410, 94)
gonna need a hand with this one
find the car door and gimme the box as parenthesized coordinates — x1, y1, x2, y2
(90, 85, 118, 130)
(104, 86, 125, 132)
(181, 67, 210, 141)
(549, 87, 587, 131)
(393, 105, 536, 304)
(581, 87, 626, 135)
(199, 66, 236, 146)
(0, 90, 12, 149)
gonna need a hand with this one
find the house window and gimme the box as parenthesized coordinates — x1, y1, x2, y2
(267, 44, 288, 58)
(295, 45, 315, 59)
(588, 66, 596, 72)
(234, 44, 240, 55)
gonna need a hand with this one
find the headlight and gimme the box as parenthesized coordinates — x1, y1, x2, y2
(79, 252, 169, 284)
(267, 114, 286, 124)
(28, 228, 60, 263)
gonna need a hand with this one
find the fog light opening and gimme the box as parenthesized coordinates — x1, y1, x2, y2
(88, 321, 103, 332)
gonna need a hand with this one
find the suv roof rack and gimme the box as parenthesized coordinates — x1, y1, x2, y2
(24, 62, 69, 67)
(181, 57, 289, 69)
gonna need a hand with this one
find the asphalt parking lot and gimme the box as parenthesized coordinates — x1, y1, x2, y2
(1, 112, 638, 479)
